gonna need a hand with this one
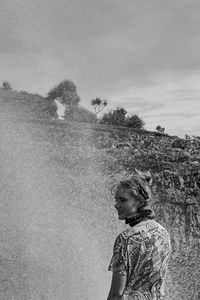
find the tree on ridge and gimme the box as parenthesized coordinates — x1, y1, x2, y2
(91, 98, 107, 115)
(47, 79, 81, 107)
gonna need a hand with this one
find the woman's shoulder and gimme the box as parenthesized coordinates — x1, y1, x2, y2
(118, 227, 145, 246)
(149, 219, 171, 238)
(114, 220, 172, 255)
(145, 220, 172, 252)
(120, 219, 170, 242)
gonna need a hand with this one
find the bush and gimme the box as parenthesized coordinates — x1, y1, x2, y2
(64, 106, 97, 123)
(91, 97, 107, 115)
(2, 81, 12, 90)
(42, 98, 58, 119)
(47, 79, 80, 106)
(20, 91, 29, 95)
(100, 107, 145, 129)
(126, 114, 145, 129)
(156, 125, 165, 133)
(99, 107, 127, 126)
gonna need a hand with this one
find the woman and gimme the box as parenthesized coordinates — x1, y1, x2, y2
(107, 171, 172, 300)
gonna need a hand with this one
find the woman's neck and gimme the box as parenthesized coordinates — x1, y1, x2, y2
(126, 212, 141, 219)
(125, 212, 147, 227)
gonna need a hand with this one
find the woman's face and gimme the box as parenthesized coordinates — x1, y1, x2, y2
(114, 187, 140, 220)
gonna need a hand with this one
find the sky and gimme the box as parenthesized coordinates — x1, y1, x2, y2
(1, 0, 200, 137)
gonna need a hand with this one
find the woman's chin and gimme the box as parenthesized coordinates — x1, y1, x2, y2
(118, 213, 125, 220)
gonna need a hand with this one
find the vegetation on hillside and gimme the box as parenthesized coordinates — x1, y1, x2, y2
(156, 125, 165, 134)
(34, 115, 200, 300)
(91, 127, 200, 300)
(1, 80, 149, 130)
(0, 83, 200, 299)
(2, 81, 12, 90)
(47, 79, 81, 107)
(99, 107, 145, 129)
(64, 105, 97, 123)
(91, 97, 107, 115)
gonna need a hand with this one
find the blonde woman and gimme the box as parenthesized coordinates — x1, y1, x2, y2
(107, 172, 172, 300)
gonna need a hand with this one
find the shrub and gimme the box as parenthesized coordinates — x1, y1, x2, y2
(47, 79, 80, 107)
(2, 81, 12, 90)
(126, 114, 145, 129)
(64, 106, 97, 123)
(100, 108, 145, 129)
(20, 91, 29, 95)
(99, 107, 127, 126)
(156, 125, 165, 133)
(91, 98, 107, 115)
(43, 98, 58, 119)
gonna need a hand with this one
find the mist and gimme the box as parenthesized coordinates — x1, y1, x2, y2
(0, 104, 116, 300)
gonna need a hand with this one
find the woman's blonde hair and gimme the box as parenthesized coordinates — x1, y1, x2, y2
(111, 171, 155, 219)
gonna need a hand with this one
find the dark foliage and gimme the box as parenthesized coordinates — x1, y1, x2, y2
(100, 107, 145, 129)
(91, 97, 107, 114)
(47, 79, 81, 106)
(126, 114, 145, 129)
(99, 107, 127, 126)
(2, 81, 12, 90)
(156, 125, 165, 133)
(64, 106, 97, 123)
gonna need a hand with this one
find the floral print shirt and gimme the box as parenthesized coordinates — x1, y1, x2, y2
(108, 219, 172, 300)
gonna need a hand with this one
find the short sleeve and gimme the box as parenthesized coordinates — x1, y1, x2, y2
(108, 233, 127, 276)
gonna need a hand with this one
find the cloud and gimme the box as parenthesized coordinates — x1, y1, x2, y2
(1, 0, 200, 97)
(119, 97, 145, 104)
(1, 0, 200, 137)
(168, 90, 200, 102)
(103, 70, 200, 137)
(114, 99, 165, 114)
(145, 112, 199, 119)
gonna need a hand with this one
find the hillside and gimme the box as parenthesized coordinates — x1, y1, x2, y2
(0, 88, 57, 121)
(0, 89, 199, 300)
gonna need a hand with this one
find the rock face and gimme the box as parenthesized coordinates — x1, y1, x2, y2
(92, 128, 200, 299)
(93, 130, 200, 243)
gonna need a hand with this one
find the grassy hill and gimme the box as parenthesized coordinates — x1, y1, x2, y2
(0, 89, 199, 299)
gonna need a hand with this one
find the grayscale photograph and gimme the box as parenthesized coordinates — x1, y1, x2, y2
(0, 1, 199, 299)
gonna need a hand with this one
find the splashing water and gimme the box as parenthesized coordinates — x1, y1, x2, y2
(0, 104, 116, 300)
(0, 100, 180, 300)
(54, 99, 65, 120)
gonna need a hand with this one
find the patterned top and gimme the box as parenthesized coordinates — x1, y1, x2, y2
(108, 219, 172, 300)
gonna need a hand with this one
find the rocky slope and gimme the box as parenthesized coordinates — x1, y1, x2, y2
(35, 118, 200, 299)
(0, 89, 199, 299)
(91, 125, 200, 299)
